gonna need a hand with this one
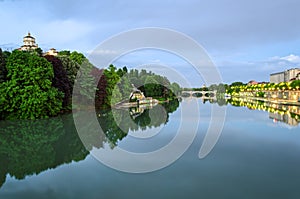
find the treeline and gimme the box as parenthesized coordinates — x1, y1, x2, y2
(0, 48, 181, 120)
(183, 83, 227, 93)
(226, 81, 300, 96)
(0, 48, 93, 119)
(183, 79, 300, 97)
(96, 65, 182, 108)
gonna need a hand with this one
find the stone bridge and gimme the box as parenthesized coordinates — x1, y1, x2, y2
(181, 90, 217, 99)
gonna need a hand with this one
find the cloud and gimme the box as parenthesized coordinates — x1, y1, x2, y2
(1, 0, 300, 85)
(279, 54, 300, 63)
(216, 53, 300, 83)
(28, 0, 300, 52)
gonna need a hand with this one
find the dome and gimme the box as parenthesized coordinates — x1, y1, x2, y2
(24, 32, 34, 39)
(20, 32, 38, 51)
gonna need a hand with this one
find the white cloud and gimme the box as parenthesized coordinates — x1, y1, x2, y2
(89, 49, 118, 55)
(279, 54, 300, 63)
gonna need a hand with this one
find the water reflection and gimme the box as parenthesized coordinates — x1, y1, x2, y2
(0, 115, 89, 188)
(0, 99, 180, 189)
(96, 99, 180, 147)
(227, 97, 300, 126)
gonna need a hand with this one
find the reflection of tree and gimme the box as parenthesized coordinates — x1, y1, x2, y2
(0, 99, 181, 188)
(227, 98, 300, 126)
(97, 110, 128, 148)
(161, 99, 180, 114)
(0, 154, 7, 188)
(96, 99, 180, 147)
(0, 115, 88, 189)
(206, 96, 228, 106)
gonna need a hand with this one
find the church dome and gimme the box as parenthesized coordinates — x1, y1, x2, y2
(24, 32, 34, 39)
(20, 32, 38, 51)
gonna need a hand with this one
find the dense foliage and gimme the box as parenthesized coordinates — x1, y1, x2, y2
(183, 83, 227, 94)
(0, 48, 182, 119)
(44, 55, 72, 108)
(226, 80, 300, 97)
(0, 48, 10, 83)
(0, 50, 63, 119)
(93, 65, 182, 108)
(57, 51, 97, 104)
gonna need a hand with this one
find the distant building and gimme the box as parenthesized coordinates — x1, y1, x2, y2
(19, 32, 38, 51)
(248, 80, 258, 85)
(270, 68, 300, 83)
(44, 48, 58, 56)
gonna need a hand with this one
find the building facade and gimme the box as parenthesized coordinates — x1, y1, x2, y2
(270, 68, 300, 83)
(44, 48, 58, 56)
(19, 32, 38, 51)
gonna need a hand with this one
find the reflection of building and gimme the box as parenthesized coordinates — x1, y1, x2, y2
(270, 68, 300, 83)
(129, 106, 145, 119)
(269, 112, 299, 126)
(264, 90, 300, 102)
(19, 32, 38, 51)
(228, 97, 300, 127)
(129, 90, 145, 101)
(44, 48, 58, 56)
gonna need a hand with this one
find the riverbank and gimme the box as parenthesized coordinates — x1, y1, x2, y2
(229, 96, 300, 106)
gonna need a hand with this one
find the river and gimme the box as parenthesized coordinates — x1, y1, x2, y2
(0, 98, 300, 199)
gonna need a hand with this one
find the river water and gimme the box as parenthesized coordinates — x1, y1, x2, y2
(1, 98, 300, 199)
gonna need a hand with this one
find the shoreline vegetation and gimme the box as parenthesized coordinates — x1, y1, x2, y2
(0, 48, 182, 120)
(225, 81, 300, 106)
(1, 47, 299, 120)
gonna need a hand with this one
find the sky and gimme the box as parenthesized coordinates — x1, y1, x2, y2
(1, 0, 300, 86)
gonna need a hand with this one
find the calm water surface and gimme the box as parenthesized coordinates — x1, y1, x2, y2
(1, 98, 300, 199)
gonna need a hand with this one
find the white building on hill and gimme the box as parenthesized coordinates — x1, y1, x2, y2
(19, 32, 38, 51)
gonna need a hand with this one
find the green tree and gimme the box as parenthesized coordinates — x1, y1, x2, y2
(58, 56, 80, 86)
(290, 80, 300, 90)
(70, 51, 85, 65)
(170, 82, 181, 96)
(103, 65, 121, 106)
(58, 50, 71, 56)
(0, 48, 8, 83)
(0, 50, 63, 119)
(144, 76, 159, 97)
(34, 47, 43, 56)
(230, 82, 245, 87)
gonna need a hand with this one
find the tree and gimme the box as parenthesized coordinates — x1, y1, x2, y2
(58, 56, 80, 86)
(290, 80, 300, 90)
(73, 59, 97, 103)
(92, 68, 108, 109)
(44, 55, 72, 108)
(170, 82, 181, 96)
(34, 48, 43, 56)
(0, 50, 63, 119)
(0, 48, 8, 83)
(144, 76, 159, 97)
(103, 65, 121, 106)
(230, 82, 245, 87)
(58, 50, 71, 56)
(70, 51, 85, 65)
(58, 53, 98, 106)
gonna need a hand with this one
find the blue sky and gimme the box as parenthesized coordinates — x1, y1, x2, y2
(1, 0, 300, 86)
